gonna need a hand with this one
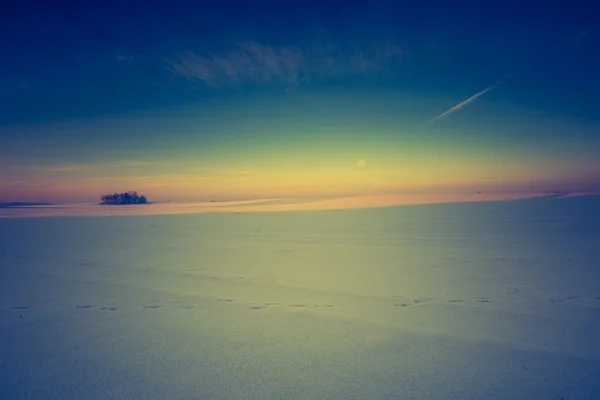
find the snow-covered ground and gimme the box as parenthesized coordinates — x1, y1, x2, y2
(0, 192, 548, 219)
(1, 195, 599, 399)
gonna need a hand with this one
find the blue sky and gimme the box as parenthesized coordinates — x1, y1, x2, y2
(1, 1, 599, 202)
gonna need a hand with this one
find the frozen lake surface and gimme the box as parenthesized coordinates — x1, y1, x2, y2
(1, 195, 600, 399)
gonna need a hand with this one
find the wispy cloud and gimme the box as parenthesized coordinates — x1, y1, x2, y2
(86, 175, 217, 182)
(167, 41, 404, 86)
(28, 160, 159, 173)
(2, 180, 29, 185)
(111, 160, 156, 168)
(29, 164, 88, 173)
(115, 54, 134, 61)
(571, 29, 590, 43)
(424, 81, 501, 126)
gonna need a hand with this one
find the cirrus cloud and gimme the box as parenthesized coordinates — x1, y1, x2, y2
(167, 41, 405, 87)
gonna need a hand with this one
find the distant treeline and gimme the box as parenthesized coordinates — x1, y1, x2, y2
(0, 202, 53, 208)
(100, 191, 148, 205)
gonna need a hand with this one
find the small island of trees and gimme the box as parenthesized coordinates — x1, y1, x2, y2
(100, 191, 148, 205)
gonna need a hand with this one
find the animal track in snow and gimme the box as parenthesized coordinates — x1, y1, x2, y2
(391, 296, 503, 308)
(413, 297, 436, 304)
(9, 305, 30, 310)
(549, 296, 579, 303)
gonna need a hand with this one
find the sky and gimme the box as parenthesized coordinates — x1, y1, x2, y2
(1, 1, 599, 203)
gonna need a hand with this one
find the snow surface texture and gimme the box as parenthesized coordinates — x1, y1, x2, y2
(1, 195, 599, 399)
(0, 192, 548, 219)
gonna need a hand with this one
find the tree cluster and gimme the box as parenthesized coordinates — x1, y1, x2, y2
(100, 191, 148, 205)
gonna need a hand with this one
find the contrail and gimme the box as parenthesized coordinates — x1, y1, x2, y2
(424, 80, 502, 126)
(420, 29, 591, 129)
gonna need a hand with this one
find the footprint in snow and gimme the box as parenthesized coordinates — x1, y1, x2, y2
(392, 296, 413, 307)
(10, 305, 31, 310)
(549, 296, 579, 303)
(413, 298, 436, 304)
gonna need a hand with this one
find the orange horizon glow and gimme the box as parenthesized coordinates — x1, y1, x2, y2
(3, 156, 598, 204)
(0, 192, 579, 219)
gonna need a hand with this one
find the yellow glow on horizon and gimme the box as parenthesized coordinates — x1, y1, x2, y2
(2, 154, 598, 203)
(0, 192, 552, 219)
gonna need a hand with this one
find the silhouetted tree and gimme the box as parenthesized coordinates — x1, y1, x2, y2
(100, 191, 148, 205)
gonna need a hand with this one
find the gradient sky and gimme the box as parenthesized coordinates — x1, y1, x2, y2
(1, 1, 599, 203)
